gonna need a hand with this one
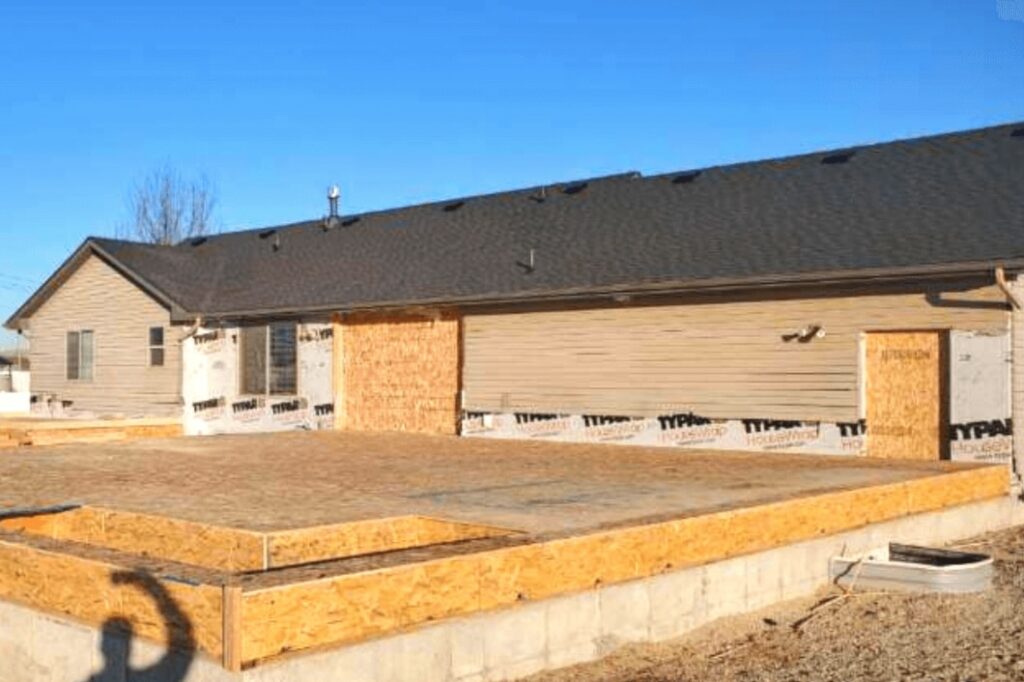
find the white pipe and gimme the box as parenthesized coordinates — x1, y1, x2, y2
(182, 316, 205, 339)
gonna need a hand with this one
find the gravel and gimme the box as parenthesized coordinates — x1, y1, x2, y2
(529, 525, 1024, 682)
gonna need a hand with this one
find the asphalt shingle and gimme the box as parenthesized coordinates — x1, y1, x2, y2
(57, 121, 1024, 318)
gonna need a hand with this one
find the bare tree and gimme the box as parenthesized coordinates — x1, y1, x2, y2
(120, 168, 217, 244)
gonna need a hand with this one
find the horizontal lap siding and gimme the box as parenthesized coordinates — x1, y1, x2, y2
(27, 254, 182, 416)
(463, 282, 1008, 422)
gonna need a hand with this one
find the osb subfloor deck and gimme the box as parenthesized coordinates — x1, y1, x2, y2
(0, 430, 981, 537)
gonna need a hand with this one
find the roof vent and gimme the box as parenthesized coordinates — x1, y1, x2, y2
(821, 150, 856, 165)
(189, 236, 208, 247)
(443, 201, 465, 212)
(1011, 127, 1024, 138)
(258, 228, 277, 240)
(322, 185, 342, 230)
(672, 171, 701, 185)
(562, 182, 588, 195)
(328, 185, 340, 216)
(529, 187, 548, 203)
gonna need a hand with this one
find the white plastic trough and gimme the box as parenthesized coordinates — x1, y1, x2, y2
(830, 543, 993, 594)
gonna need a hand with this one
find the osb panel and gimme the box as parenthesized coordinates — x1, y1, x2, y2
(0, 539, 224, 657)
(25, 424, 183, 446)
(239, 465, 1007, 664)
(266, 516, 515, 568)
(0, 418, 183, 447)
(866, 332, 946, 459)
(337, 311, 461, 435)
(0, 508, 516, 573)
(0, 507, 265, 572)
(222, 585, 244, 672)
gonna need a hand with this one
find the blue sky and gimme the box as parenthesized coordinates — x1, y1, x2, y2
(1, 1, 1022, 346)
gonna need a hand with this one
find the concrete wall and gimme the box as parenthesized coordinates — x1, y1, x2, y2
(5, 496, 1021, 682)
(181, 322, 334, 435)
(336, 311, 461, 435)
(24, 254, 182, 417)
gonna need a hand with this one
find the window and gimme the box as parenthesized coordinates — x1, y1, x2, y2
(66, 330, 94, 381)
(240, 322, 297, 395)
(149, 327, 165, 367)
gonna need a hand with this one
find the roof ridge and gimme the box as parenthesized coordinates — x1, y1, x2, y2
(189, 120, 1024, 242)
(184, 171, 643, 243)
(645, 119, 1024, 182)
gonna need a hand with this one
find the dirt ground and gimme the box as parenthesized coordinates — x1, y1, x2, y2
(530, 524, 1024, 682)
(0, 430, 963, 533)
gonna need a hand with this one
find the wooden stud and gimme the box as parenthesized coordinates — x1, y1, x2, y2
(222, 584, 243, 672)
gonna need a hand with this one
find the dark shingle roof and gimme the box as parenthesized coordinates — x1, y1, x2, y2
(10, 121, 1024, 325)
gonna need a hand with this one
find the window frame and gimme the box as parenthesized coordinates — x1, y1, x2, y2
(66, 329, 94, 382)
(148, 326, 165, 368)
(238, 321, 298, 397)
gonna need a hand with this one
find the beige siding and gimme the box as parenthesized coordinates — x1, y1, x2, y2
(463, 280, 1009, 422)
(27, 254, 182, 416)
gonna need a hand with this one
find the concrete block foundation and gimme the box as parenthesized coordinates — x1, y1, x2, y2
(4, 494, 1022, 682)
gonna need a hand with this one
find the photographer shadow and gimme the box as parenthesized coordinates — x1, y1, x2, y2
(83, 570, 195, 682)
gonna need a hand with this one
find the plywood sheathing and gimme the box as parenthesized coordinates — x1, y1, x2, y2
(0, 417, 182, 447)
(336, 311, 461, 434)
(265, 516, 516, 568)
(237, 464, 1008, 664)
(0, 506, 515, 573)
(222, 584, 244, 672)
(866, 332, 948, 459)
(0, 537, 224, 657)
(0, 507, 265, 572)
